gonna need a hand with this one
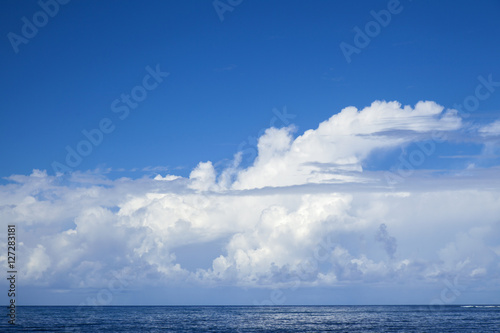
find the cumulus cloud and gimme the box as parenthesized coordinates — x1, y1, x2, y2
(0, 100, 499, 299)
(233, 100, 461, 189)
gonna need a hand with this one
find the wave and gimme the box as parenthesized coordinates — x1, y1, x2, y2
(460, 305, 500, 308)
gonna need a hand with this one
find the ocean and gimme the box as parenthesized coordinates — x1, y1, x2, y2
(1, 305, 499, 332)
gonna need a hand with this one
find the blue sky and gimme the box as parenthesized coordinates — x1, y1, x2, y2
(1, 0, 500, 306)
(1, 0, 499, 178)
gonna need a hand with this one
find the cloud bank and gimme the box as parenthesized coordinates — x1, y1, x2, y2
(1, 101, 499, 303)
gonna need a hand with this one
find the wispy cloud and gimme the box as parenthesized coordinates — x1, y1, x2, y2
(214, 64, 237, 72)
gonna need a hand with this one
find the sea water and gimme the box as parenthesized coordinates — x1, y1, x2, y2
(1, 305, 499, 332)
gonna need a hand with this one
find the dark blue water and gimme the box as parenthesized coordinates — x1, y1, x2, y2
(1, 305, 499, 332)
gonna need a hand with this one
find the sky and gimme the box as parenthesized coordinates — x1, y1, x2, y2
(0, 0, 500, 306)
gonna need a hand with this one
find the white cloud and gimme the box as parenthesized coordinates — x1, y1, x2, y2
(0, 100, 498, 301)
(233, 100, 461, 189)
(24, 244, 51, 281)
(189, 161, 217, 191)
(479, 119, 500, 136)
